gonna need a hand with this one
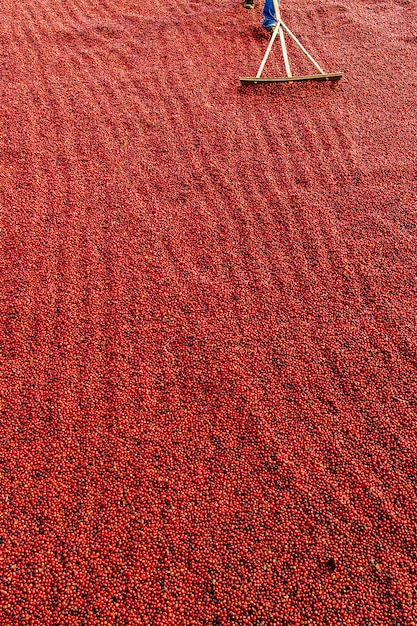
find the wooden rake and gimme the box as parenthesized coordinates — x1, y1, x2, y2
(240, 0, 342, 85)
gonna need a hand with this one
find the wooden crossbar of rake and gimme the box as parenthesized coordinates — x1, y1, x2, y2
(240, 0, 342, 85)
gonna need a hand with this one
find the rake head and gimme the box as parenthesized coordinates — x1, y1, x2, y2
(240, 72, 343, 85)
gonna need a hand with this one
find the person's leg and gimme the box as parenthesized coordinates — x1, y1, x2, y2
(262, 0, 279, 28)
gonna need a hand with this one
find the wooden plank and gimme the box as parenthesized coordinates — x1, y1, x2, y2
(240, 73, 343, 85)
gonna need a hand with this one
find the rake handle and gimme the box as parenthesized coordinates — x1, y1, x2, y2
(257, 0, 292, 79)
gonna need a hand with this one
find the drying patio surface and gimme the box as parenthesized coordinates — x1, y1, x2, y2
(0, 0, 416, 624)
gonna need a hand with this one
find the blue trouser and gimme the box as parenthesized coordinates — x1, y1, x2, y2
(262, 0, 279, 28)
